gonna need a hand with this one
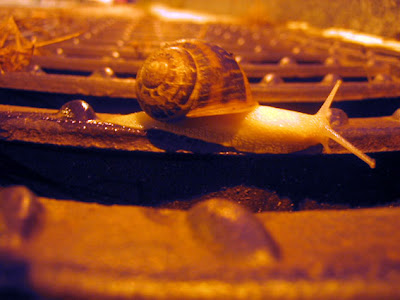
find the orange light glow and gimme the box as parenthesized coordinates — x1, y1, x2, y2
(287, 21, 311, 31)
(288, 21, 400, 53)
(323, 29, 384, 46)
(322, 28, 400, 52)
(150, 4, 233, 23)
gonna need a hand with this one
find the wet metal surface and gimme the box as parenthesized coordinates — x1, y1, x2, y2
(1, 186, 400, 299)
(1, 7, 400, 106)
(1, 4, 400, 299)
(1, 101, 400, 154)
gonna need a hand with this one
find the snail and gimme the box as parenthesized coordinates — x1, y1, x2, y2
(108, 39, 376, 168)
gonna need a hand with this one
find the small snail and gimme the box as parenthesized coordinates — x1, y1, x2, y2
(109, 40, 376, 168)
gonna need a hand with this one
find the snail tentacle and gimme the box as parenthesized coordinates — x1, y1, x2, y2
(314, 80, 376, 168)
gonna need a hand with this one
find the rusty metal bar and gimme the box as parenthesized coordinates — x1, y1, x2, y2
(32, 55, 387, 78)
(0, 103, 399, 154)
(1, 71, 399, 103)
(0, 186, 399, 299)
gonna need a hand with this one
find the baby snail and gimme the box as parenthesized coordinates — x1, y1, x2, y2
(109, 39, 376, 168)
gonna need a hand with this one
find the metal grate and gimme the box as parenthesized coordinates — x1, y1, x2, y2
(2, 10, 400, 105)
(1, 6, 400, 207)
(1, 6, 400, 300)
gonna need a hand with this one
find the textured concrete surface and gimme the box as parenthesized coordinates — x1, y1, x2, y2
(146, 0, 400, 39)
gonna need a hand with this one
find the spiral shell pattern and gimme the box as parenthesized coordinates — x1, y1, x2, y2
(136, 39, 257, 121)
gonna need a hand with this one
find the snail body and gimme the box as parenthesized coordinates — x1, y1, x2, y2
(108, 40, 375, 168)
(128, 103, 332, 154)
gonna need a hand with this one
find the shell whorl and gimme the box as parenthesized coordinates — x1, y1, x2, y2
(135, 39, 257, 121)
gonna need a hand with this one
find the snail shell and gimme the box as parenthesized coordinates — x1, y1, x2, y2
(136, 39, 258, 121)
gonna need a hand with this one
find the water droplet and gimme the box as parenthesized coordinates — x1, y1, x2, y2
(329, 108, 349, 127)
(111, 51, 120, 59)
(260, 73, 283, 85)
(90, 67, 115, 78)
(58, 100, 97, 121)
(223, 32, 231, 40)
(324, 57, 340, 66)
(279, 56, 297, 66)
(392, 108, 400, 121)
(187, 198, 280, 266)
(373, 73, 393, 83)
(254, 45, 262, 53)
(321, 73, 342, 85)
(292, 46, 302, 55)
(56, 48, 64, 56)
(237, 37, 245, 46)
(0, 186, 43, 239)
(28, 65, 45, 75)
